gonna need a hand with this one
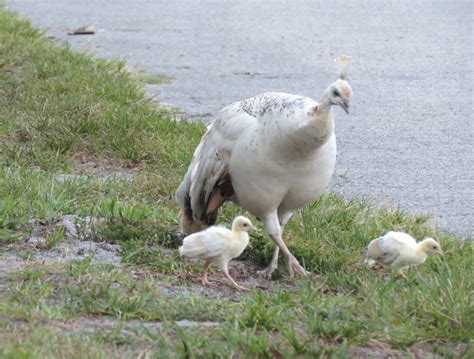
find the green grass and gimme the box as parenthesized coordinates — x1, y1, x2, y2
(0, 6, 473, 358)
(0, 8, 201, 171)
(134, 71, 174, 85)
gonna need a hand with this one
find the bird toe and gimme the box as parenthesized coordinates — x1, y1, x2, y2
(257, 266, 276, 279)
(288, 257, 308, 277)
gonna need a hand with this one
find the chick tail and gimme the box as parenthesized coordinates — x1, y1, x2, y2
(178, 244, 185, 258)
(364, 257, 376, 267)
(178, 208, 210, 235)
(179, 233, 209, 259)
(178, 242, 198, 258)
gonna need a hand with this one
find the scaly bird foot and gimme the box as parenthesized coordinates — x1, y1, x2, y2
(229, 282, 250, 291)
(222, 271, 250, 291)
(257, 264, 277, 279)
(200, 277, 215, 286)
(288, 256, 308, 277)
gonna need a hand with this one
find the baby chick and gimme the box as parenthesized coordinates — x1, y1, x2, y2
(179, 216, 256, 291)
(366, 231, 443, 275)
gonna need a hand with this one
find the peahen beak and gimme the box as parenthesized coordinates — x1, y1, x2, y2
(341, 100, 350, 114)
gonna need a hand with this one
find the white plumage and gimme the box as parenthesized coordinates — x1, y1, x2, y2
(179, 216, 256, 290)
(176, 57, 353, 278)
(366, 231, 443, 274)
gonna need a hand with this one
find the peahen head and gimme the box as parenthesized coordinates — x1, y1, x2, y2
(319, 55, 353, 114)
(325, 79, 352, 114)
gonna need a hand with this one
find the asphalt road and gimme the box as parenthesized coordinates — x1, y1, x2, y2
(8, 1, 473, 236)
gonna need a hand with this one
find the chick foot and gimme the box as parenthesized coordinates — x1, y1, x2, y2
(229, 282, 250, 291)
(222, 271, 250, 291)
(200, 277, 216, 286)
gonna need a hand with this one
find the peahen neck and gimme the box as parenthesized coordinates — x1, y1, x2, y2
(295, 98, 335, 149)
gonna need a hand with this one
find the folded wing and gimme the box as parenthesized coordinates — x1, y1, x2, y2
(367, 233, 409, 266)
(179, 227, 231, 259)
(175, 103, 256, 227)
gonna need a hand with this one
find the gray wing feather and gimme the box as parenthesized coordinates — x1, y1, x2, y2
(367, 234, 406, 264)
(175, 103, 255, 221)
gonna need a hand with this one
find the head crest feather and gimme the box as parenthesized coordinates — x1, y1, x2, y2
(334, 55, 352, 80)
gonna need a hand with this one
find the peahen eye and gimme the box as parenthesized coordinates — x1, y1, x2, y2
(332, 89, 340, 97)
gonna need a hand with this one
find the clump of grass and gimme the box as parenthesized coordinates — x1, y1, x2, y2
(0, 8, 203, 171)
(0, 6, 204, 236)
(3, 259, 235, 323)
(134, 71, 174, 85)
(45, 227, 64, 249)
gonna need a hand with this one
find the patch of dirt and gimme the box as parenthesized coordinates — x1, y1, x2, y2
(229, 259, 300, 291)
(0, 252, 25, 274)
(3, 316, 220, 357)
(2, 211, 301, 300)
(368, 263, 391, 275)
(53, 316, 220, 334)
(22, 214, 102, 241)
(349, 341, 407, 358)
(34, 239, 121, 265)
(72, 151, 141, 180)
(54, 172, 134, 182)
(133, 259, 299, 300)
(2, 213, 298, 300)
(1, 215, 121, 277)
(1, 239, 121, 273)
(348, 339, 470, 359)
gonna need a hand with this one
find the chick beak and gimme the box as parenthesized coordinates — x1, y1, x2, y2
(438, 249, 444, 256)
(250, 224, 258, 231)
(341, 100, 350, 114)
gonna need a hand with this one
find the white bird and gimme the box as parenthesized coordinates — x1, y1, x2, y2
(179, 216, 256, 291)
(176, 57, 353, 278)
(366, 231, 444, 275)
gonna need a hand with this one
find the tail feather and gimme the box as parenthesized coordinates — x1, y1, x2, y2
(178, 208, 210, 235)
(364, 258, 376, 267)
(179, 238, 206, 259)
(179, 232, 213, 259)
(179, 241, 205, 259)
(177, 184, 219, 235)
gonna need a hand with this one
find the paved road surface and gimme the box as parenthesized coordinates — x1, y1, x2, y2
(8, 1, 473, 236)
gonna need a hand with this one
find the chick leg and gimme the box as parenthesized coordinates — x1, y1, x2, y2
(396, 267, 408, 279)
(200, 260, 213, 286)
(222, 269, 249, 291)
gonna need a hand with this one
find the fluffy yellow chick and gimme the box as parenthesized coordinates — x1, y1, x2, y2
(179, 216, 256, 291)
(366, 231, 443, 275)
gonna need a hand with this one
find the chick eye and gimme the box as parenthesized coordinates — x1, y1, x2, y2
(243, 223, 248, 227)
(332, 89, 340, 97)
(432, 246, 437, 249)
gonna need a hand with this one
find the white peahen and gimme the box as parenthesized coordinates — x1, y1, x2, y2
(176, 56, 353, 278)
